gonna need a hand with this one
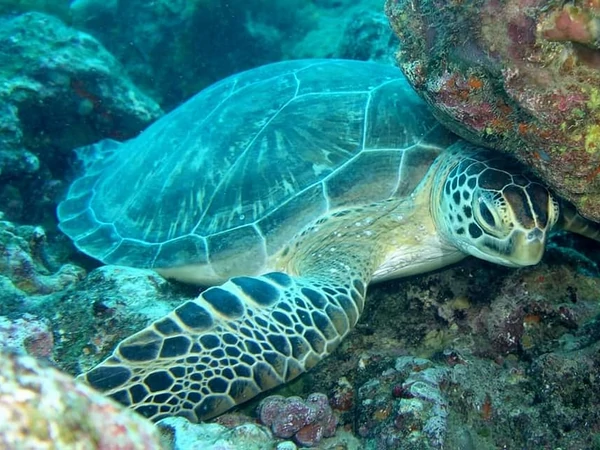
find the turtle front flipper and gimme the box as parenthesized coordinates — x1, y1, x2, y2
(79, 270, 368, 422)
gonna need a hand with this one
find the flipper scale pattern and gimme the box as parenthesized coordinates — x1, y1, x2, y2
(80, 271, 365, 422)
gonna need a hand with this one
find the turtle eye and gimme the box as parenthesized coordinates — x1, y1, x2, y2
(478, 201, 495, 228)
(475, 195, 504, 236)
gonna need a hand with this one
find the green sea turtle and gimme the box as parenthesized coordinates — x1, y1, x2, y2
(57, 59, 600, 423)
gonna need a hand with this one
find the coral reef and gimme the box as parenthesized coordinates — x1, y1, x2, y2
(337, 8, 398, 64)
(0, 219, 193, 374)
(0, 2, 599, 449)
(385, 0, 600, 221)
(158, 411, 362, 449)
(0, 11, 162, 152)
(16, 235, 594, 449)
(0, 350, 162, 449)
(293, 0, 397, 64)
(356, 356, 451, 449)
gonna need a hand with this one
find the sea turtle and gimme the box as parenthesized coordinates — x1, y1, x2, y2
(57, 59, 600, 423)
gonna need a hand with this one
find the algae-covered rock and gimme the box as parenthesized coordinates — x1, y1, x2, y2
(0, 12, 162, 223)
(385, 0, 600, 222)
(45, 265, 193, 374)
(0, 12, 161, 167)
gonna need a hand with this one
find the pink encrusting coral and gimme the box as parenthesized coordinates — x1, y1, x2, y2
(540, 3, 600, 47)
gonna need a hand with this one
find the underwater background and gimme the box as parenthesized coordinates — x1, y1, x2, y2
(1, 0, 600, 449)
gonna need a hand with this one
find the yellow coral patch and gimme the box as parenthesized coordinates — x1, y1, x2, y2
(585, 124, 600, 153)
(587, 88, 600, 110)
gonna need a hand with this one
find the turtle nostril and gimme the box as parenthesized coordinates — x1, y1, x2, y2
(527, 228, 544, 241)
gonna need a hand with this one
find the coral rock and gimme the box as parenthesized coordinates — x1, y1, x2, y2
(385, 0, 600, 221)
(0, 218, 85, 305)
(0, 350, 162, 449)
(0, 314, 54, 359)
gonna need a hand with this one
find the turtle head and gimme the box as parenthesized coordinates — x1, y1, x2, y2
(434, 147, 560, 267)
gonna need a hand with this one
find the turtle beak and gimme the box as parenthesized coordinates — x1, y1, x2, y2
(510, 227, 546, 266)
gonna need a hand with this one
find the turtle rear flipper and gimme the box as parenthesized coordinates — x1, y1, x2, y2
(79, 270, 367, 422)
(74, 138, 124, 172)
(57, 138, 125, 260)
(557, 200, 600, 242)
